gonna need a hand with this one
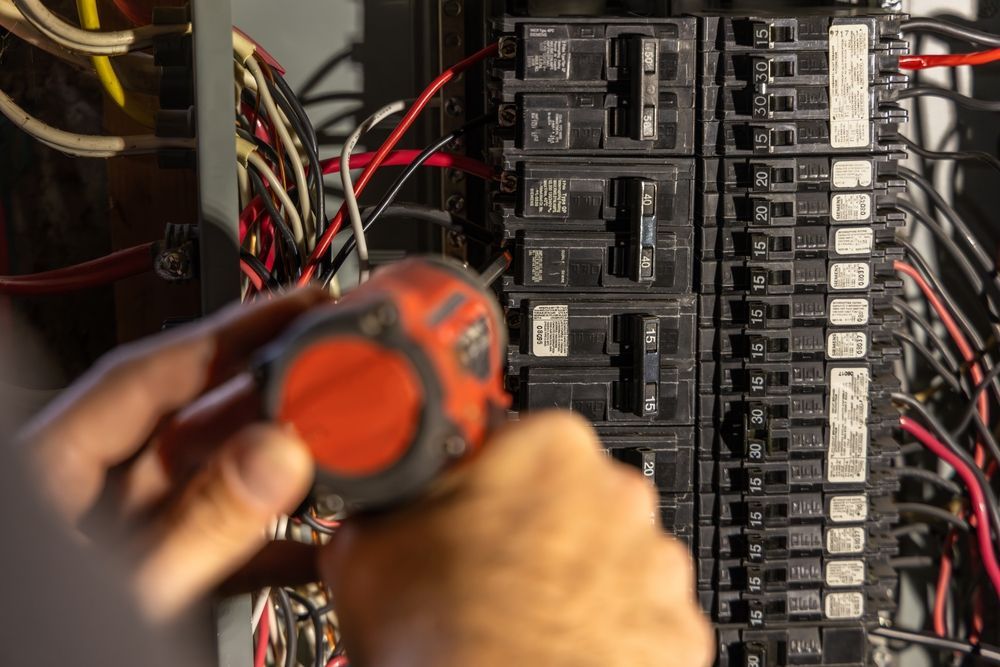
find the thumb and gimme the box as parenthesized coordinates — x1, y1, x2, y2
(131, 423, 314, 623)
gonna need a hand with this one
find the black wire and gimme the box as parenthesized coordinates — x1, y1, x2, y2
(871, 627, 1000, 663)
(239, 251, 274, 290)
(297, 510, 338, 536)
(893, 133, 1000, 176)
(891, 523, 936, 539)
(320, 115, 490, 287)
(894, 502, 970, 532)
(888, 555, 937, 570)
(897, 86, 1000, 113)
(894, 465, 963, 497)
(274, 588, 298, 667)
(247, 167, 303, 277)
(897, 239, 1000, 402)
(286, 590, 326, 667)
(893, 298, 964, 377)
(892, 330, 963, 393)
(900, 18, 1000, 48)
(269, 72, 326, 243)
(899, 167, 998, 291)
(897, 199, 1000, 319)
(892, 392, 1000, 551)
(951, 362, 1000, 436)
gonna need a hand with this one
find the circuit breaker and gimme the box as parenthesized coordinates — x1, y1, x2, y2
(486, 9, 909, 666)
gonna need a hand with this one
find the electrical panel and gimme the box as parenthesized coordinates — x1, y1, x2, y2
(486, 9, 908, 666)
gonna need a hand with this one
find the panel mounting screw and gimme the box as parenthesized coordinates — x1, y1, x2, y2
(499, 104, 517, 127)
(443, 0, 462, 17)
(445, 97, 465, 117)
(446, 194, 466, 213)
(498, 36, 517, 59)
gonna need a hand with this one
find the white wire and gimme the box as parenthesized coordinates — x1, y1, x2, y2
(0, 87, 194, 157)
(244, 55, 315, 251)
(251, 588, 272, 632)
(12, 0, 189, 56)
(340, 100, 407, 283)
(247, 151, 307, 253)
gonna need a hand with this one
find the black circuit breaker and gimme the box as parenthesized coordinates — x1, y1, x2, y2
(486, 9, 906, 667)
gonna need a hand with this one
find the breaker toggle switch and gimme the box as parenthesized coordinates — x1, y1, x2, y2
(628, 179, 658, 283)
(626, 36, 660, 141)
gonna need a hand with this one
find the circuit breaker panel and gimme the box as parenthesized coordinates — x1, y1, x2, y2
(486, 9, 908, 666)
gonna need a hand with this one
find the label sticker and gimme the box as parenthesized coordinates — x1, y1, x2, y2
(825, 591, 865, 619)
(525, 30, 569, 76)
(829, 24, 870, 148)
(827, 331, 867, 359)
(527, 178, 568, 216)
(829, 298, 869, 326)
(826, 560, 866, 588)
(827, 526, 866, 554)
(829, 263, 870, 291)
(531, 305, 569, 357)
(827, 367, 870, 483)
(829, 495, 868, 522)
(831, 193, 872, 223)
(832, 160, 873, 188)
(834, 227, 874, 255)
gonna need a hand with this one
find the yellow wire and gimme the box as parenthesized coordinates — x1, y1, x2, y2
(75, 0, 156, 127)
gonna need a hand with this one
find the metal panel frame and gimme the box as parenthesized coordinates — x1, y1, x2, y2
(193, 0, 241, 314)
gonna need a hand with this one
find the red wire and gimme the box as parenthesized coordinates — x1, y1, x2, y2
(894, 261, 989, 466)
(0, 243, 154, 295)
(297, 42, 499, 285)
(933, 531, 957, 636)
(240, 259, 265, 292)
(110, 0, 149, 25)
(900, 48, 1000, 70)
(899, 416, 1000, 596)
(325, 656, 349, 667)
(253, 603, 271, 667)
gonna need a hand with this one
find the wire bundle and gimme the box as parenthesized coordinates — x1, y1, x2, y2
(887, 16, 1000, 661)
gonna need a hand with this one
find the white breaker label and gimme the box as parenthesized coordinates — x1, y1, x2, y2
(825, 560, 866, 588)
(829, 495, 868, 523)
(825, 592, 865, 619)
(829, 298, 869, 326)
(526, 28, 569, 75)
(832, 160, 873, 189)
(829, 24, 870, 148)
(531, 305, 569, 357)
(829, 263, 870, 291)
(827, 367, 869, 483)
(827, 331, 867, 360)
(834, 227, 874, 255)
(528, 179, 568, 215)
(827, 526, 866, 554)
(831, 193, 872, 223)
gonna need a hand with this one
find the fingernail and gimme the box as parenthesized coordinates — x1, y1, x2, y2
(234, 426, 311, 507)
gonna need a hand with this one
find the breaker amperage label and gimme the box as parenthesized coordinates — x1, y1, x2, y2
(829, 24, 870, 148)
(825, 591, 865, 619)
(829, 494, 868, 522)
(832, 159, 874, 189)
(827, 332, 867, 359)
(825, 560, 866, 587)
(827, 367, 870, 483)
(531, 305, 569, 357)
(830, 193, 872, 223)
(827, 526, 866, 554)
(829, 298, 869, 326)
(829, 263, 871, 291)
(834, 227, 874, 255)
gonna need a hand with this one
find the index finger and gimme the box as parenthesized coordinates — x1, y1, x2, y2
(20, 287, 327, 520)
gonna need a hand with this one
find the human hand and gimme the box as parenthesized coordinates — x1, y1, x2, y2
(17, 290, 325, 623)
(321, 411, 714, 667)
